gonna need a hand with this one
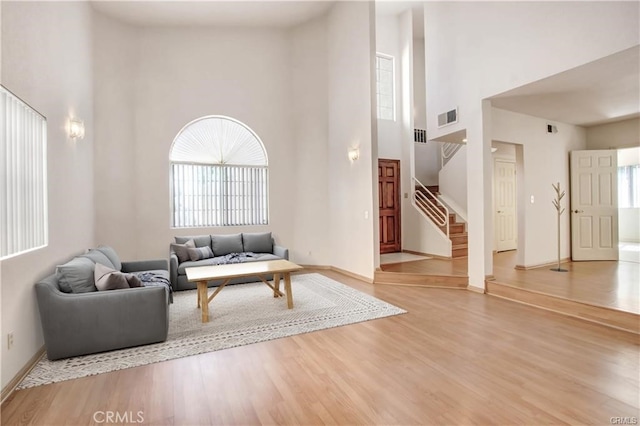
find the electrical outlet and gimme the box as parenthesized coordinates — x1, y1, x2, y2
(7, 332, 14, 350)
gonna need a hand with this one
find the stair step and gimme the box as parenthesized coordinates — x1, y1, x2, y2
(374, 270, 467, 287)
(450, 223, 465, 234)
(452, 246, 468, 258)
(485, 280, 639, 334)
(450, 233, 468, 245)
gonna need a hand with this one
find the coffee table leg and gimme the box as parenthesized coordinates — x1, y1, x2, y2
(284, 272, 293, 309)
(198, 281, 209, 323)
(273, 273, 281, 297)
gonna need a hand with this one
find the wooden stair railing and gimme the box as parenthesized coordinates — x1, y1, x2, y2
(412, 177, 449, 238)
(412, 179, 468, 258)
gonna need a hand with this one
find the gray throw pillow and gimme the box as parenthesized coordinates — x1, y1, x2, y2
(127, 274, 142, 288)
(211, 233, 243, 256)
(171, 239, 195, 263)
(242, 232, 273, 253)
(175, 235, 211, 248)
(81, 249, 115, 269)
(94, 263, 141, 291)
(94, 263, 128, 291)
(57, 257, 97, 293)
(96, 245, 122, 271)
(188, 246, 214, 261)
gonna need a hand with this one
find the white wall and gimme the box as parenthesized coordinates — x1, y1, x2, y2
(586, 118, 640, 150)
(375, 13, 402, 161)
(424, 1, 639, 286)
(289, 15, 331, 265)
(438, 145, 467, 217)
(620, 210, 640, 243)
(492, 108, 587, 267)
(93, 12, 138, 259)
(412, 38, 426, 130)
(93, 24, 298, 262)
(413, 36, 439, 186)
(1, 1, 94, 389)
(327, 1, 377, 279)
(425, 2, 639, 140)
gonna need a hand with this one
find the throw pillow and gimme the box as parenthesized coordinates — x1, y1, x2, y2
(96, 245, 122, 271)
(211, 233, 243, 256)
(94, 263, 142, 291)
(57, 257, 97, 293)
(188, 246, 214, 261)
(171, 239, 195, 263)
(242, 232, 273, 254)
(127, 274, 142, 288)
(81, 249, 116, 269)
(94, 263, 129, 291)
(175, 235, 211, 248)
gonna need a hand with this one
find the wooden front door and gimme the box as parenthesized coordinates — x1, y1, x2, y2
(379, 159, 401, 254)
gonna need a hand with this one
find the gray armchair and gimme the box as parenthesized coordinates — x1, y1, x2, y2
(35, 253, 170, 360)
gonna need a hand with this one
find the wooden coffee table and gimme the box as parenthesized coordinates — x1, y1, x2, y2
(185, 259, 304, 323)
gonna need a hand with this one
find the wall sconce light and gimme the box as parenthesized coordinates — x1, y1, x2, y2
(348, 148, 360, 162)
(68, 119, 85, 140)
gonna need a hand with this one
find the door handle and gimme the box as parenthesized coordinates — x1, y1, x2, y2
(573, 209, 584, 214)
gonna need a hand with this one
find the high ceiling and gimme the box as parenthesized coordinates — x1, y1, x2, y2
(490, 46, 640, 127)
(90, 0, 335, 28)
(90, 1, 639, 128)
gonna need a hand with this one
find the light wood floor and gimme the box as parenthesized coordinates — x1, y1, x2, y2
(2, 270, 639, 425)
(382, 251, 639, 314)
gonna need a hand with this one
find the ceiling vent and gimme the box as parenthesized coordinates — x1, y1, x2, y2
(438, 108, 458, 128)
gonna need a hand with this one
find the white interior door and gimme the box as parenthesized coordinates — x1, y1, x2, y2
(494, 160, 517, 252)
(570, 150, 618, 261)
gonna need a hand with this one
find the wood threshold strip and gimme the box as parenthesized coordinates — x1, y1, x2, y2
(1, 346, 45, 404)
(374, 270, 467, 288)
(486, 280, 640, 335)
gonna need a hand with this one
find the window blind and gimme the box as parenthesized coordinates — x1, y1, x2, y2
(0, 86, 48, 258)
(171, 163, 268, 228)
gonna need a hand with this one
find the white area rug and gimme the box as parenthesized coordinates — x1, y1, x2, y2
(19, 273, 406, 389)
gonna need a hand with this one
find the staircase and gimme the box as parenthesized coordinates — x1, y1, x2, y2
(416, 185, 468, 258)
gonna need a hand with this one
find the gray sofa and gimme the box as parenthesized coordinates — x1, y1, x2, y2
(35, 246, 171, 360)
(170, 232, 289, 291)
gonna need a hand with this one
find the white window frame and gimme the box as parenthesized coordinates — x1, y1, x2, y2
(169, 116, 269, 228)
(0, 85, 48, 259)
(376, 53, 396, 121)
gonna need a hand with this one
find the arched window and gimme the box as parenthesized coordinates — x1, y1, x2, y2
(170, 116, 268, 228)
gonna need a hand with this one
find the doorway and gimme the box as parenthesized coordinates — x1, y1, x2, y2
(379, 159, 401, 254)
(570, 149, 619, 261)
(494, 159, 517, 252)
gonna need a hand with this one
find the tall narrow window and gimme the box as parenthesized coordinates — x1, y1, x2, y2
(376, 53, 395, 121)
(0, 86, 48, 259)
(618, 164, 639, 208)
(170, 116, 269, 228)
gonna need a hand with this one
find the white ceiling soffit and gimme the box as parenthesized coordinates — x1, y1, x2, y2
(490, 46, 640, 127)
(90, 0, 335, 28)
